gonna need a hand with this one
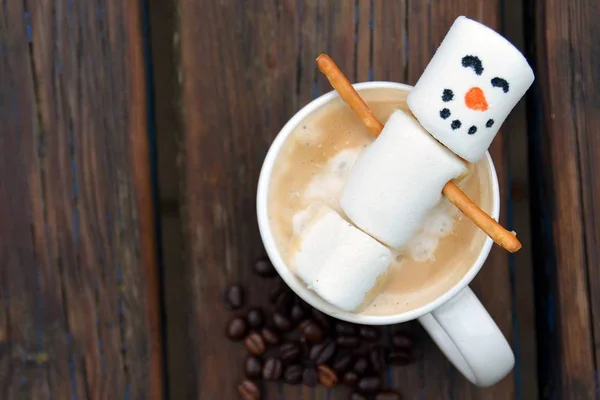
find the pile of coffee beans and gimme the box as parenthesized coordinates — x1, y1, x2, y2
(224, 255, 415, 399)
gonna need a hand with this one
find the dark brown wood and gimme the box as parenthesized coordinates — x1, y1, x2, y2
(177, 0, 298, 398)
(0, 1, 162, 398)
(528, 0, 600, 398)
(502, 1, 538, 398)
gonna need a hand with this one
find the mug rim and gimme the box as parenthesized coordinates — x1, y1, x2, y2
(256, 81, 500, 325)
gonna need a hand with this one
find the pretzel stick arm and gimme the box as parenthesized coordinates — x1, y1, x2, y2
(315, 53, 522, 253)
(443, 182, 521, 252)
(316, 54, 384, 136)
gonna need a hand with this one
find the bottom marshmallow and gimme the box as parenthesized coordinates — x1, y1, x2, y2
(292, 205, 393, 312)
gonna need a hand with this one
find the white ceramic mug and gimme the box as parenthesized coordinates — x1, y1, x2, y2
(256, 82, 514, 387)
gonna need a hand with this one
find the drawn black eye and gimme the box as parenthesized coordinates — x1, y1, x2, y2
(491, 77, 509, 93)
(461, 55, 484, 75)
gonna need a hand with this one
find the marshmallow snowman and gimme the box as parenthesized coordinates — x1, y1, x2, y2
(407, 16, 534, 162)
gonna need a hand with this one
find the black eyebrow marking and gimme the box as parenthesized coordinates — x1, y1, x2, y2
(491, 77, 509, 93)
(461, 55, 484, 75)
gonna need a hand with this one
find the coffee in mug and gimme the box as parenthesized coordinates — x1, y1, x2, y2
(267, 86, 493, 316)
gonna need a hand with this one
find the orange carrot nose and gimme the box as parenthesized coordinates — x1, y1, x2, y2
(464, 87, 488, 111)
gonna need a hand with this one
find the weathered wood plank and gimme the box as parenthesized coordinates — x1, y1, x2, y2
(355, 0, 371, 83)
(528, 0, 600, 398)
(373, 0, 407, 84)
(502, 1, 538, 398)
(0, 1, 162, 398)
(177, 0, 298, 398)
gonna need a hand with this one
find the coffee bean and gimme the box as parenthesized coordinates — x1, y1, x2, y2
(343, 371, 359, 387)
(302, 366, 318, 387)
(237, 379, 260, 400)
(276, 292, 294, 315)
(351, 345, 369, 357)
(333, 353, 353, 373)
(375, 390, 403, 400)
(358, 376, 381, 393)
(226, 317, 248, 341)
(290, 305, 305, 324)
(387, 350, 414, 366)
(261, 327, 281, 346)
(268, 287, 286, 304)
(353, 357, 369, 375)
(273, 312, 292, 332)
(262, 357, 283, 381)
(280, 342, 301, 362)
(247, 308, 265, 329)
(391, 333, 413, 350)
(299, 320, 324, 344)
(350, 393, 368, 400)
(369, 347, 386, 374)
(359, 326, 379, 342)
(336, 336, 361, 348)
(309, 340, 336, 364)
(245, 356, 262, 379)
(283, 364, 303, 384)
(297, 319, 311, 331)
(311, 309, 330, 330)
(317, 364, 338, 387)
(223, 285, 244, 310)
(253, 255, 277, 278)
(244, 332, 266, 356)
(335, 322, 357, 335)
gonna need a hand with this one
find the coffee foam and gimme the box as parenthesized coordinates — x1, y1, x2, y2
(304, 147, 364, 214)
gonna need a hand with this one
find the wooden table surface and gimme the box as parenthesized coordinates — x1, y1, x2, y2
(0, 0, 598, 399)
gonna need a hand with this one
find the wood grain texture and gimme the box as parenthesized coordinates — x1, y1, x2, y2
(502, 1, 538, 398)
(528, 0, 600, 398)
(173, 0, 528, 398)
(0, 1, 162, 398)
(178, 0, 298, 398)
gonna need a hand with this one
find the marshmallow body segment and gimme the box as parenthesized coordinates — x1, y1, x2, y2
(340, 110, 467, 249)
(293, 205, 392, 312)
(407, 16, 534, 162)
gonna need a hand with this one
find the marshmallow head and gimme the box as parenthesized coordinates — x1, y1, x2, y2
(407, 16, 534, 162)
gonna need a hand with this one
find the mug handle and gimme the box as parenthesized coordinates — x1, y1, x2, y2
(418, 287, 514, 387)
